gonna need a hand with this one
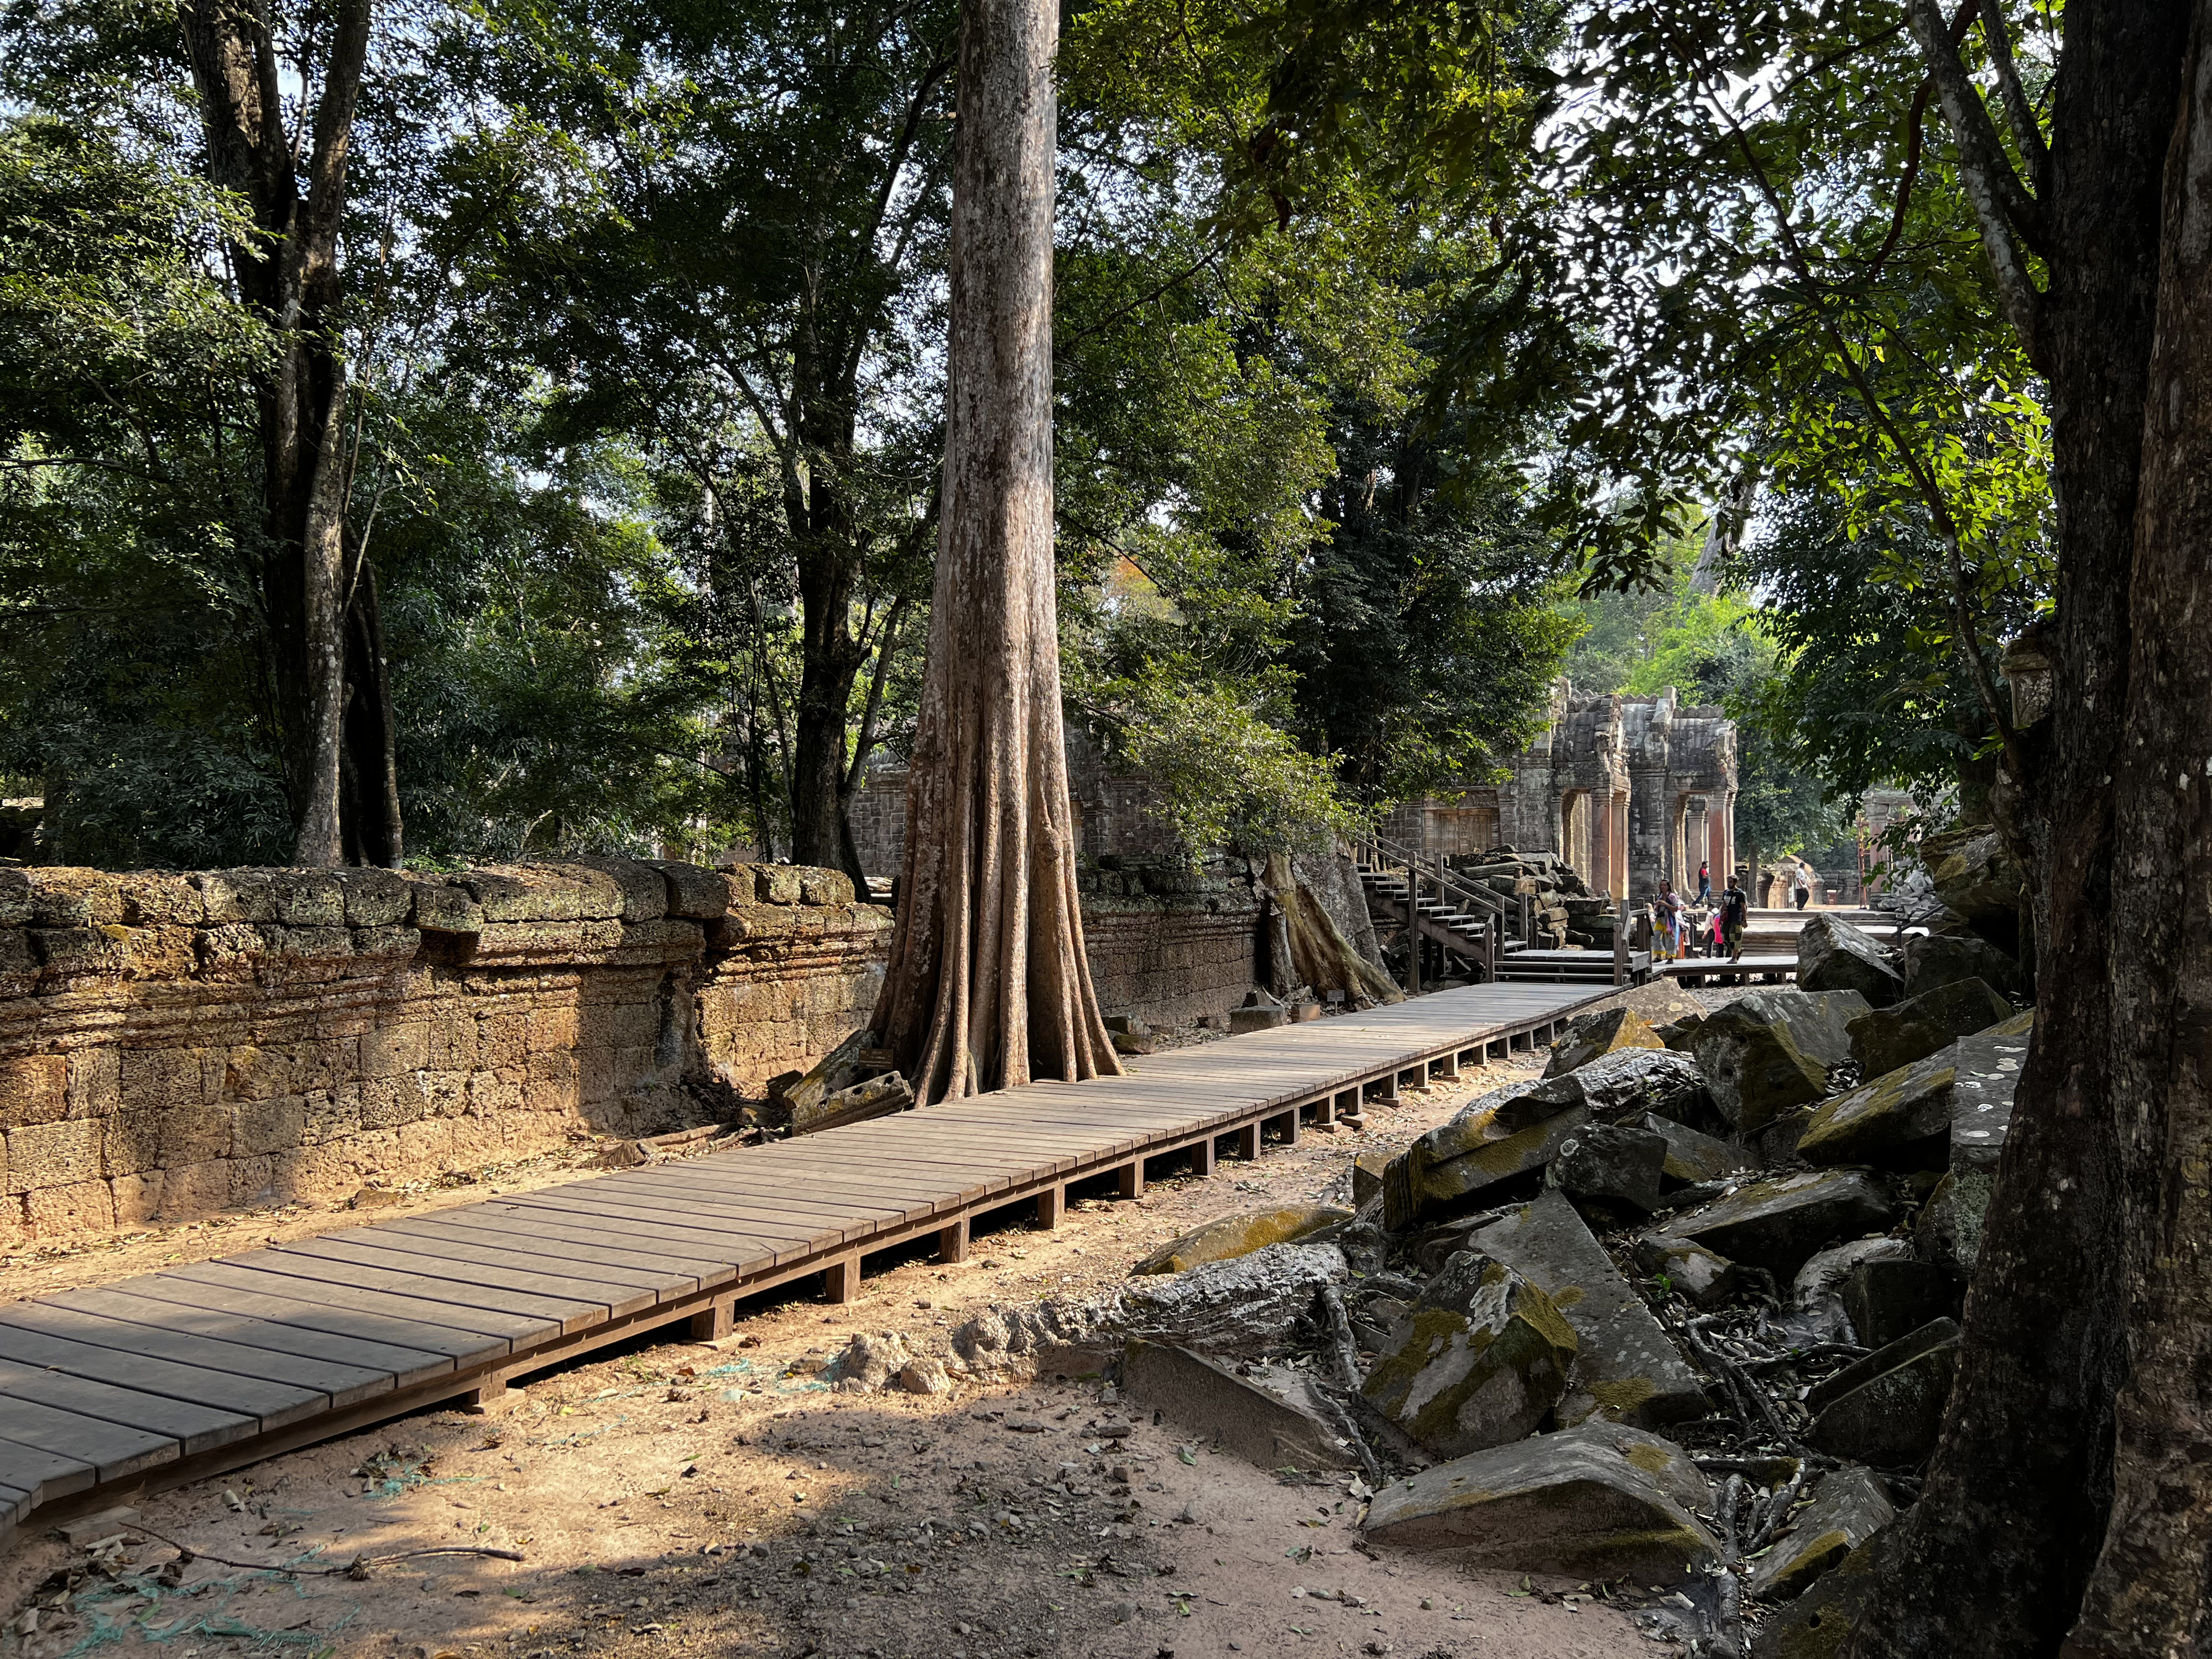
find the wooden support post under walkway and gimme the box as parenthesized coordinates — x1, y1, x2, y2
(0, 979, 1611, 1545)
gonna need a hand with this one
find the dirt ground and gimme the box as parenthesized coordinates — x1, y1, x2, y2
(0, 1044, 1672, 1659)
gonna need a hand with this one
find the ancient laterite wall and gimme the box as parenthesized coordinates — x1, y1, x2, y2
(0, 859, 889, 1247)
(1078, 859, 1265, 1029)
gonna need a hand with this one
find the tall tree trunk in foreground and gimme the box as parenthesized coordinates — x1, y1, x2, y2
(1848, 1, 2189, 1652)
(179, 0, 401, 867)
(869, 0, 1121, 1102)
(2064, 15, 2212, 1649)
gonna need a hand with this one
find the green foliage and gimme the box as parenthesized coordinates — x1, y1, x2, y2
(0, 116, 296, 867)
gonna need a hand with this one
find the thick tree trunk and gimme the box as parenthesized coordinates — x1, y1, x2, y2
(178, 0, 399, 868)
(870, 0, 1121, 1103)
(1846, 3, 2189, 1654)
(2062, 19, 2212, 1651)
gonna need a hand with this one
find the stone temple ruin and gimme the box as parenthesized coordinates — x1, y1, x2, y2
(1380, 685, 1741, 901)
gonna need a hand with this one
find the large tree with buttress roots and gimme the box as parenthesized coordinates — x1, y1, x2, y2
(870, 0, 1124, 1103)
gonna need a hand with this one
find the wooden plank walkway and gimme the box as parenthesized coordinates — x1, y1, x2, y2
(0, 980, 1610, 1544)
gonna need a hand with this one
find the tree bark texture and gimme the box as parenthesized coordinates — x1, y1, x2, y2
(178, 0, 401, 867)
(1261, 852, 1401, 1008)
(1846, 3, 2191, 1654)
(2063, 15, 2212, 1651)
(869, 0, 1121, 1103)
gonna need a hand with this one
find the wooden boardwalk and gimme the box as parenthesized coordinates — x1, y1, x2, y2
(0, 980, 1610, 1544)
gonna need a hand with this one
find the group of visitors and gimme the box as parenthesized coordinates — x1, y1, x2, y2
(1648, 858, 1820, 962)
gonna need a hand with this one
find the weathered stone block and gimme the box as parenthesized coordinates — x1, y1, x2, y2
(117, 872, 206, 927)
(67, 1047, 120, 1118)
(332, 868, 413, 927)
(1746, 1465, 1896, 1601)
(1635, 1112, 1747, 1185)
(649, 860, 731, 921)
(7, 1117, 104, 1194)
(349, 926, 420, 966)
(1362, 1254, 1578, 1456)
(477, 1013, 528, 1071)
(1914, 1169, 1991, 1280)
(1124, 1339, 1365, 1470)
(111, 1171, 164, 1227)
(527, 1005, 580, 1054)
(122, 925, 199, 978)
(258, 925, 354, 964)
(33, 927, 128, 979)
(1133, 1206, 1352, 1275)
(265, 870, 346, 927)
(1474, 1188, 1710, 1426)
(1382, 1104, 1593, 1233)
(233, 1097, 308, 1157)
(1363, 1421, 1719, 1580)
(24, 1178, 114, 1234)
(0, 868, 30, 927)
(194, 922, 265, 978)
(27, 868, 124, 926)
(0, 927, 34, 997)
(193, 870, 278, 924)
(1841, 1259, 1959, 1350)
(106, 1104, 231, 1173)
(1806, 1319, 1960, 1465)
(1543, 1006, 1665, 1078)
(1, 1055, 67, 1129)
(1686, 991, 1869, 1133)
(1845, 978, 2013, 1078)
(119, 1047, 209, 1114)
(798, 869, 855, 907)
(1631, 1233, 1741, 1308)
(361, 1022, 430, 1078)
(1546, 1122, 1667, 1215)
(223, 1045, 295, 1102)
(1899, 931, 2024, 1000)
(1672, 1170, 1898, 1279)
(1797, 1055, 1957, 1168)
(408, 880, 484, 934)
(1796, 914, 1903, 1006)
(359, 1076, 432, 1130)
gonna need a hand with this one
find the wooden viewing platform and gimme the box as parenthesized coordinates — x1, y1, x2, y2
(0, 980, 1614, 1546)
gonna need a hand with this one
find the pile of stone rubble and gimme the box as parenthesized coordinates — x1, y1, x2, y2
(853, 910, 2027, 1657)
(1443, 848, 1612, 948)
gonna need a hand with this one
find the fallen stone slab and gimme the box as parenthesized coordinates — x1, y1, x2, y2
(1797, 1054, 1957, 1168)
(1750, 1526, 1897, 1657)
(1915, 1169, 1991, 1281)
(1229, 988, 1291, 1034)
(1745, 1465, 1896, 1602)
(1635, 1112, 1752, 1185)
(1686, 991, 1871, 1133)
(1352, 1150, 1391, 1209)
(1922, 823, 2026, 938)
(1116, 1242, 1347, 1355)
(1790, 1238, 1910, 1348)
(1632, 1233, 1741, 1309)
(1382, 1104, 1593, 1233)
(1841, 1258, 1959, 1350)
(1946, 1017, 2032, 1174)
(1123, 1339, 1363, 1471)
(1543, 1006, 1666, 1078)
(1362, 1421, 1720, 1580)
(1473, 1188, 1710, 1426)
(1846, 978, 2013, 1078)
(1796, 915, 1904, 1007)
(1806, 1318, 1961, 1466)
(1900, 931, 2025, 1000)
(1458, 1046, 1702, 1138)
(1133, 1206, 1352, 1275)
(1672, 1170, 1898, 1279)
(1361, 1255, 1578, 1457)
(1546, 1121, 1667, 1216)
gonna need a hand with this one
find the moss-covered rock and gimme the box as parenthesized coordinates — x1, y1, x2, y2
(1360, 1255, 1578, 1457)
(1132, 1206, 1352, 1275)
(1685, 992, 1869, 1133)
(1915, 1168, 1992, 1279)
(1634, 1111, 1751, 1185)
(1671, 1170, 1897, 1279)
(1900, 930, 2025, 1000)
(1632, 1233, 1741, 1308)
(1381, 1104, 1593, 1233)
(1846, 978, 2013, 1077)
(1473, 1189, 1710, 1426)
(1750, 1528, 1896, 1658)
(1746, 1465, 1896, 1601)
(1796, 914, 1903, 1006)
(1804, 1318, 1961, 1465)
(1361, 1421, 1719, 1580)
(1797, 1056, 1957, 1168)
(1543, 1006, 1666, 1078)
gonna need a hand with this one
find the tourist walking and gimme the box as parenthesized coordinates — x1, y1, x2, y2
(1721, 874, 1749, 962)
(1792, 862, 1813, 911)
(1657, 881, 1684, 959)
(1696, 860, 1711, 901)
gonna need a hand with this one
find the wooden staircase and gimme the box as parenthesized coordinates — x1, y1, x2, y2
(1350, 836, 1648, 988)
